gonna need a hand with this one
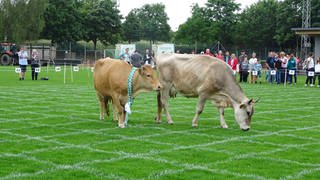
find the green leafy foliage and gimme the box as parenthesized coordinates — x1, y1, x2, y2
(81, 0, 122, 50)
(42, 0, 83, 43)
(0, 0, 48, 42)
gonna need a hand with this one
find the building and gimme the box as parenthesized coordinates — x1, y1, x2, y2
(292, 27, 320, 60)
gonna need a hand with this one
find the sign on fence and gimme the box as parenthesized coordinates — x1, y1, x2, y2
(55, 66, 61, 72)
(73, 66, 79, 72)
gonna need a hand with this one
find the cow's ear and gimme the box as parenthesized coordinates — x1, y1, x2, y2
(139, 66, 146, 75)
(240, 103, 247, 109)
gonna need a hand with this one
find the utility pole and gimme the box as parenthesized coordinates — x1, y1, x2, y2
(301, 0, 311, 60)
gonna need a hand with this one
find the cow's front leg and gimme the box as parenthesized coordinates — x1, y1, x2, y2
(192, 96, 206, 128)
(161, 87, 174, 124)
(155, 92, 162, 123)
(218, 107, 228, 128)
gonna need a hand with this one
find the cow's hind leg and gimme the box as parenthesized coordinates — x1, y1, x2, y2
(111, 99, 118, 122)
(192, 96, 206, 128)
(112, 97, 125, 128)
(218, 107, 228, 128)
(97, 93, 105, 120)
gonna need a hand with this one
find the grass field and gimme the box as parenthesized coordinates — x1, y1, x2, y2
(0, 65, 320, 179)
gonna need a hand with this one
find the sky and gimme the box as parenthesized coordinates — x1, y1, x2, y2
(118, 0, 259, 31)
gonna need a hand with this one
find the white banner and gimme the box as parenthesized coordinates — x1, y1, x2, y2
(270, 70, 276, 75)
(35, 68, 41, 73)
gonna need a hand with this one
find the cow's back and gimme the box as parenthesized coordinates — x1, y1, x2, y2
(156, 54, 237, 96)
(94, 58, 130, 97)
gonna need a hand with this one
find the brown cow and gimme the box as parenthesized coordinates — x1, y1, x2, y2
(155, 53, 256, 131)
(94, 58, 161, 128)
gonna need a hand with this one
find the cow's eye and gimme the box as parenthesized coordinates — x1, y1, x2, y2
(146, 74, 151, 77)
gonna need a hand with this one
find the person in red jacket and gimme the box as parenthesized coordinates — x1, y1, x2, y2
(228, 53, 238, 75)
(215, 50, 224, 61)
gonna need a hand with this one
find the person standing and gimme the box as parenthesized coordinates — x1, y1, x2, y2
(249, 52, 257, 83)
(240, 57, 249, 83)
(130, 50, 144, 68)
(287, 54, 297, 85)
(275, 53, 282, 84)
(18, 46, 28, 80)
(238, 50, 247, 83)
(314, 56, 320, 88)
(215, 50, 224, 61)
(228, 53, 238, 76)
(266, 51, 276, 84)
(305, 53, 315, 87)
(253, 59, 262, 84)
(144, 49, 153, 65)
(204, 48, 213, 56)
(224, 51, 231, 63)
(30, 49, 40, 80)
(280, 52, 288, 83)
(120, 48, 131, 64)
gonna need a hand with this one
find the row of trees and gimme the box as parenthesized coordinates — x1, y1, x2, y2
(0, 0, 319, 52)
(175, 0, 320, 52)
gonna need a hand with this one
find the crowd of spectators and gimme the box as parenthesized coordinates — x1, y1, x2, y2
(118, 47, 320, 88)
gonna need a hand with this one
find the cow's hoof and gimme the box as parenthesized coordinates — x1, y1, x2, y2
(221, 124, 229, 129)
(155, 120, 162, 124)
(167, 120, 174, 125)
(192, 124, 198, 128)
(118, 124, 125, 128)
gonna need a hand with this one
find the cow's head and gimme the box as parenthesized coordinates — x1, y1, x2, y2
(234, 98, 258, 131)
(138, 65, 161, 91)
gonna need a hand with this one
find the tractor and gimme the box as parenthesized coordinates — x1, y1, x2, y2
(0, 43, 18, 65)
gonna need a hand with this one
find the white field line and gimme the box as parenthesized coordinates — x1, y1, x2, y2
(139, 156, 266, 180)
(280, 167, 320, 180)
(0, 125, 317, 179)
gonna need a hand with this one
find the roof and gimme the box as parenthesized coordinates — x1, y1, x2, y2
(291, 27, 320, 35)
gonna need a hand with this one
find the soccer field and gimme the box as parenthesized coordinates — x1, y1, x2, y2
(0, 66, 319, 179)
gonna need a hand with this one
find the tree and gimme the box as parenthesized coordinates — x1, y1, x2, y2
(82, 0, 122, 50)
(203, 0, 240, 47)
(42, 0, 83, 44)
(122, 9, 141, 43)
(0, 0, 48, 42)
(137, 3, 171, 45)
(233, 0, 279, 49)
(311, 0, 320, 27)
(175, 4, 218, 51)
(274, 0, 301, 49)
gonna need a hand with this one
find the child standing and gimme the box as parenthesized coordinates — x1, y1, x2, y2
(253, 59, 262, 84)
